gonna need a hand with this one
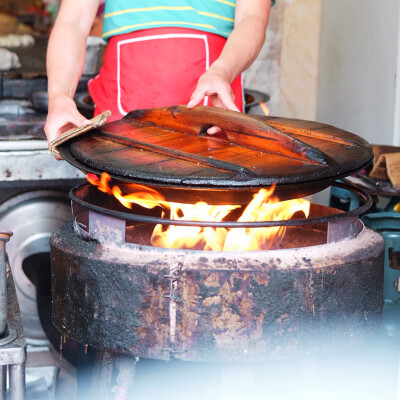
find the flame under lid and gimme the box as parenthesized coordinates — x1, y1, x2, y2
(70, 181, 364, 251)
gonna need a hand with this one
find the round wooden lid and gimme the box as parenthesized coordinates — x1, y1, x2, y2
(58, 106, 372, 202)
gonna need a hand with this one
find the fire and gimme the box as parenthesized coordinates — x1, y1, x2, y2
(259, 101, 270, 116)
(87, 172, 310, 251)
(87, 173, 168, 210)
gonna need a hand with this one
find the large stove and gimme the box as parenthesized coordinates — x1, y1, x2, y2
(52, 181, 384, 362)
(49, 106, 386, 399)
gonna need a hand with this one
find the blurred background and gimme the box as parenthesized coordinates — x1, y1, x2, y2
(1, 0, 400, 145)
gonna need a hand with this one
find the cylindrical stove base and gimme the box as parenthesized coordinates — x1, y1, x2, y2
(50, 223, 384, 362)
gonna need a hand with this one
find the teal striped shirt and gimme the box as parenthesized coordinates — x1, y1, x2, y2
(103, 0, 237, 41)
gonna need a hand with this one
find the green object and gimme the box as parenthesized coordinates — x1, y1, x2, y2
(361, 212, 400, 304)
(330, 185, 360, 210)
(362, 213, 400, 337)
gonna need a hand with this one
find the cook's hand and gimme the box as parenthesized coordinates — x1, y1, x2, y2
(44, 94, 89, 158)
(187, 66, 240, 134)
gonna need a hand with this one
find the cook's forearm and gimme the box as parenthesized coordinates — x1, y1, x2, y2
(211, 4, 270, 83)
(47, 22, 87, 101)
(47, 0, 99, 101)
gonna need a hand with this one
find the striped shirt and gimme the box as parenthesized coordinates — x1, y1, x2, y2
(103, 1, 276, 41)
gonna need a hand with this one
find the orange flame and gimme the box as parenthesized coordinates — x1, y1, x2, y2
(87, 172, 310, 251)
(87, 173, 168, 210)
(259, 101, 270, 116)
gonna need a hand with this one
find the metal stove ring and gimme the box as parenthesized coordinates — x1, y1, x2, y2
(70, 181, 372, 228)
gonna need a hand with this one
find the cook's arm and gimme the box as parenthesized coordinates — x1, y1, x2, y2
(188, 0, 271, 112)
(45, 0, 100, 145)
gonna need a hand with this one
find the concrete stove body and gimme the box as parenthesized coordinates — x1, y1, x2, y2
(50, 191, 385, 363)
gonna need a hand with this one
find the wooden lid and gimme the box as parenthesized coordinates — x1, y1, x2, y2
(58, 105, 373, 202)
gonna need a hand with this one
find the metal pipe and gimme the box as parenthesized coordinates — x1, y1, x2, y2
(0, 232, 12, 337)
(90, 350, 114, 400)
(0, 366, 6, 400)
(8, 364, 25, 400)
(113, 355, 138, 400)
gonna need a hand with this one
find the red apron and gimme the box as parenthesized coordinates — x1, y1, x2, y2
(88, 27, 244, 122)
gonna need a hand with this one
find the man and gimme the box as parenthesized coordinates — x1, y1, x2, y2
(45, 0, 272, 144)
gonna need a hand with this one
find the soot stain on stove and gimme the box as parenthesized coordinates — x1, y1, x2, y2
(197, 283, 220, 299)
(302, 257, 312, 267)
(231, 276, 241, 292)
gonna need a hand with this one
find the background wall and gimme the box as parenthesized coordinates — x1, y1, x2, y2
(279, 0, 322, 120)
(244, 0, 322, 121)
(317, 0, 400, 146)
(245, 0, 400, 148)
(5, 0, 400, 145)
(244, 1, 285, 115)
